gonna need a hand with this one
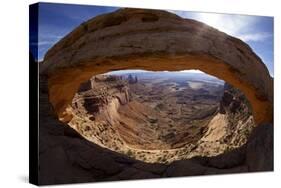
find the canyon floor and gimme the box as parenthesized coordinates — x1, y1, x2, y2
(67, 71, 256, 164)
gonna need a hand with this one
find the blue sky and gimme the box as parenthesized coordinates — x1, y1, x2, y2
(30, 2, 274, 76)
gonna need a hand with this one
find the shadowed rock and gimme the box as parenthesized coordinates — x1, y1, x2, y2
(38, 75, 273, 185)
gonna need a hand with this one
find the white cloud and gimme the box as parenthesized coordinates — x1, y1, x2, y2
(180, 70, 204, 73)
(167, 10, 273, 76)
(168, 10, 270, 43)
(193, 13, 256, 36)
(31, 41, 55, 46)
(237, 32, 272, 42)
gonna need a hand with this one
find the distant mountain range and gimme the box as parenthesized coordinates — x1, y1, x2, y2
(106, 70, 225, 85)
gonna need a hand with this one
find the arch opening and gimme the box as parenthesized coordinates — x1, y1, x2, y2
(44, 8, 273, 129)
(48, 54, 273, 127)
(58, 69, 256, 163)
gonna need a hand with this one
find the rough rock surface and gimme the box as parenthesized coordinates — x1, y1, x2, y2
(39, 75, 273, 185)
(41, 8, 273, 124)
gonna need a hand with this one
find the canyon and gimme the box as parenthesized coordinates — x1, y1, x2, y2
(38, 71, 272, 185)
(67, 71, 256, 164)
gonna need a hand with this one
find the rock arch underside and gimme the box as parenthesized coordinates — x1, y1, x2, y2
(38, 8, 273, 185)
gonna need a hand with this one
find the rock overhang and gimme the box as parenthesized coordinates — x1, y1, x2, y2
(40, 8, 273, 125)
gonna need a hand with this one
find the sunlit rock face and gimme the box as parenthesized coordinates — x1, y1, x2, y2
(42, 8, 273, 125)
(66, 71, 256, 163)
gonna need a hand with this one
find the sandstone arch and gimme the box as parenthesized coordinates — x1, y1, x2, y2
(40, 8, 273, 124)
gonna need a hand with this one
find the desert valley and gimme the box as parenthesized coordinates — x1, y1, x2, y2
(67, 70, 256, 164)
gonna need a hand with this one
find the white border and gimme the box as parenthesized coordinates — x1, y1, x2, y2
(0, 0, 280, 187)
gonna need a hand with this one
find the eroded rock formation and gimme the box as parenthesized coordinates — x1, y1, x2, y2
(41, 8, 273, 125)
(37, 8, 274, 185)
